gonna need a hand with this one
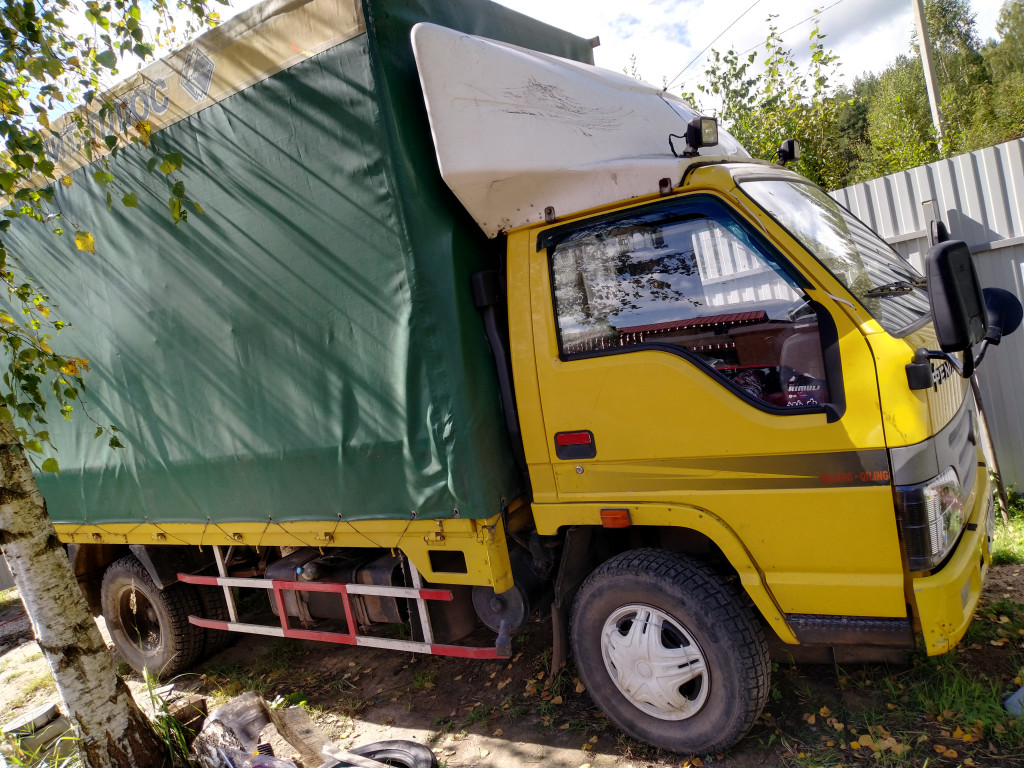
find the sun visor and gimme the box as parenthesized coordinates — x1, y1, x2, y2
(411, 22, 748, 238)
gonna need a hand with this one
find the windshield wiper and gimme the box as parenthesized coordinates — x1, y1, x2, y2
(864, 278, 926, 297)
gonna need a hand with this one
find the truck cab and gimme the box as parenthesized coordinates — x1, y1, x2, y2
(413, 20, 1007, 752)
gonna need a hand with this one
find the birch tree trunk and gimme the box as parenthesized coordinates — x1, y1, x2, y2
(0, 423, 169, 768)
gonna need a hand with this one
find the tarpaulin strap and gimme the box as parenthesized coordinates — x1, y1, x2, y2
(256, 517, 273, 553)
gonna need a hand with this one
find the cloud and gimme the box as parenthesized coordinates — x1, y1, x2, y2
(656, 21, 692, 47)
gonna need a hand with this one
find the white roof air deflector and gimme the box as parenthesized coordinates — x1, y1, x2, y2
(411, 22, 748, 238)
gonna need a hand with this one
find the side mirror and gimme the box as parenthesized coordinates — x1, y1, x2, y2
(925, 240, 986, 353)
(982, 286, 1023, 344)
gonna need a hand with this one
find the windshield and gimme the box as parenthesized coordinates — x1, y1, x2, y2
(740, 178, 930, 335)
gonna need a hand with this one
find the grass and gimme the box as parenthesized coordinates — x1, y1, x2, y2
(202, 640, 303, 700)
(410, 669, 437, 693)
(4, 673, 57, 713)
(993, 486, 1024, 565)
(0, 587, 21, 613)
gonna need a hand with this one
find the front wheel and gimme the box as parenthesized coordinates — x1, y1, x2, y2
(570, 549, 769, 754)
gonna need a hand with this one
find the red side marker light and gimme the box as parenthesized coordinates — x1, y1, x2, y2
(600, 508, 631, 528)
(555, 431, 592, 446)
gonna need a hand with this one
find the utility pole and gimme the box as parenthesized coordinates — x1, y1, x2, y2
(912, 0, 945, 153)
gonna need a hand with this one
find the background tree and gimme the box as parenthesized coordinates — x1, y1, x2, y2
(688, 16, 850, 189)
(0, 0, 220, 766)
(683, 1, 1024, 189)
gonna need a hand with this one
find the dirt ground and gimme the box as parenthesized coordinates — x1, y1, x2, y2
(2, 565, 1023, 767)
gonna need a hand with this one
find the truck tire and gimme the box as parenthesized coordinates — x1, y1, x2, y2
(100, 555, 203, 677)
(196, 585, 235, 658)
(570, 548, 769, 754)
(349, 739, 437, 768)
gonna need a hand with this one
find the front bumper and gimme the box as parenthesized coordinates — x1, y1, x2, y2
(911, 463, 993, 655)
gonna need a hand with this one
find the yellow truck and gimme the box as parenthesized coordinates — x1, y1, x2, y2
(12, 0, 1020, 754)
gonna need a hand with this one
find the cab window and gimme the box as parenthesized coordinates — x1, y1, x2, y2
(547, 202, 830, 409)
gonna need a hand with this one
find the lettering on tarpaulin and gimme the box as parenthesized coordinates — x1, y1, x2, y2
(181, 47, 216, 102)
(42, 78, 171, 166)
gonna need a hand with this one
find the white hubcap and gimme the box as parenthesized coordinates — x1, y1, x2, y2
(601, 604, 710, 720)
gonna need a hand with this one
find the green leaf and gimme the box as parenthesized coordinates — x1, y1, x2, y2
(146, 157, 159, 174)
(122, 192, 138, 208)
(96, 50, 117, 69)
(93, 171, 115, 186)
(94, 426, 104, 439)
(24, 440, 43, 454)
(171, 180, 185, 199)
(160, 152, 183, 174)
(41, 457, 60, 473)
(169, 197, 182, 223)
(109, 435, 123, 450)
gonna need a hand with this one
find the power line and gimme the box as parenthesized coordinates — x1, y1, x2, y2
(672, 0, 848, 92)
(664, 0, 762, 90)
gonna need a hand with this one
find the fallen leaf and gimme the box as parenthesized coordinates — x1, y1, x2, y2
(827, 717, 845, 731)
(480, 748, 489, 757)
(497, 678, 512, 690)
(819, 705, 832, 717)
(576, 681, 586, 694)
(492, 728, 503, 737)
(850, 741, 861, 749)
(552, 696, 564, 705)
(559, 723, 570, 730)
(934, 745, 947, 754)
(589, 736, 598, 744)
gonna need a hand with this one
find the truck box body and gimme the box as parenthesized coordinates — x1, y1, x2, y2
(15, 0, 591, 527)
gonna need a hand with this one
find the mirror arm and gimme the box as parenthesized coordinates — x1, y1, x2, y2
(971, 339, 990, 370)
(906, 347, 969, 390)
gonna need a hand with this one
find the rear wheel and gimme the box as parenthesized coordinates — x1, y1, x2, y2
(570, 548, 769, 754)
(196, 585, 235, 658)
(100, 555, 203, 677)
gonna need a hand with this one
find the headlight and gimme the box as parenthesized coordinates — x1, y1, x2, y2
(895, 467, 965, 572)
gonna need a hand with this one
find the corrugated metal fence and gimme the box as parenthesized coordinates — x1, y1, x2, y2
(832, 139, 1024, 488)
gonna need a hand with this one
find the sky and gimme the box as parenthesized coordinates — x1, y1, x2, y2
(490, 0, 1004, 100)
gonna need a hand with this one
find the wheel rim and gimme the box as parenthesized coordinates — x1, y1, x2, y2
(600, 604, 710, 721)
(116, 584, 162, 655)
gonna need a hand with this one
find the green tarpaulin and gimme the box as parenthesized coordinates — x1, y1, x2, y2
(10, 0, 593, 525)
